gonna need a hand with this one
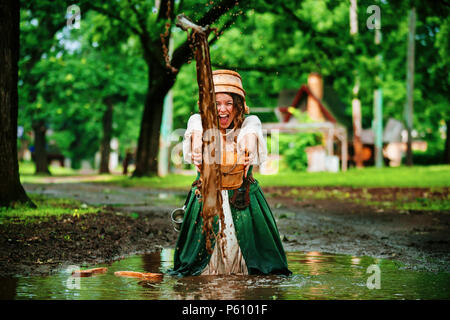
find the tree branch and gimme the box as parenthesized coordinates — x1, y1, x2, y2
(171, 0, 245, 70)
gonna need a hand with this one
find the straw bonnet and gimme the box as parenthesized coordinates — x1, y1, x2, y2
(213, 69, 249, 114)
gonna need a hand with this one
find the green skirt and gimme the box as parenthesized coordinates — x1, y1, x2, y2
(169, 169, 291, 277)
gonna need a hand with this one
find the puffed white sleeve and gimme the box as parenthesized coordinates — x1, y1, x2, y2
(182, 113, 203, 164)
(237, 115, 268, 165)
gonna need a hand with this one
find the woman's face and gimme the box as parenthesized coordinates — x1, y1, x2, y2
(216, 93, 236, 130)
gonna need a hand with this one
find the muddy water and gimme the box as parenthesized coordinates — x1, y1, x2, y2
(1, 250, 449, 300)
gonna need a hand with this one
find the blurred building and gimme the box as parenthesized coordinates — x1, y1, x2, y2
(258, 73, 349, 172)
(255, 73, 427, 170)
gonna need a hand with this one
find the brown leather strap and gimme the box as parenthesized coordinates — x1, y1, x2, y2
(230, 173, 254, 209)
(230, 184, 239, 204)
(244, 180, 250, 205)
(192, 179, 200, 187)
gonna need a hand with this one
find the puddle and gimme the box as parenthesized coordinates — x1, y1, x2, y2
(1, 250, 449, 300)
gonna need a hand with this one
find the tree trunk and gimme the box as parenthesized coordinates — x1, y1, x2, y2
(32, 119, 50, 175)
(133, 64, 175, 177)
(405, 7, 416, 167)
(99, 99, 113, 174)
(0, 0, 35, 207)
(445, 119, 450, 164)
(133, 88, 166, 176)
(406, 128, 413, 166)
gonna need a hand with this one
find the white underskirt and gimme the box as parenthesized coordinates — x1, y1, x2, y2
(201, 190, 248, 275)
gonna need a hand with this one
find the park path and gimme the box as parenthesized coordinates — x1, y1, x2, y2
(24, 181, 187, 217)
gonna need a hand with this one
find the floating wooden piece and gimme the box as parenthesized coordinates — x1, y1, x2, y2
(72, 267, 108, 277)
(114, 271, 164, 281)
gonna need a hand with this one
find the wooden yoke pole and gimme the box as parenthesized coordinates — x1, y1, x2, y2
(176, 14, 224, 254)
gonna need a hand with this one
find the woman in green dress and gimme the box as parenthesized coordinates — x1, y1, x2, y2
(170, 70, 291, 276)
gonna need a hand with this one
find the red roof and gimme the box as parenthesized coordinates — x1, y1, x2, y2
(278, 84, 337, 123)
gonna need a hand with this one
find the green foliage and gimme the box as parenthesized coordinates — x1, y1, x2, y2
(276, 109, 322, 171)
(18, 10, 146, 168)
(208, 0, 448, 161)
(411, 142, 445, 165)
(275, 132, 321, 171)
(17, 0, 449, 171)
(172, 62, 198, 130)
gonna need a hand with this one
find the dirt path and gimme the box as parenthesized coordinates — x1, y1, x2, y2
(0, 183, 448, 277)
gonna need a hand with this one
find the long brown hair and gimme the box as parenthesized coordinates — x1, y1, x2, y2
(230, 93, 245, 129)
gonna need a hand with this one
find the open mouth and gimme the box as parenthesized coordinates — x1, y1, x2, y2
(218, 114, 230, 127)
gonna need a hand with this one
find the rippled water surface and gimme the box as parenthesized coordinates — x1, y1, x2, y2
(1, 250, 449, 300)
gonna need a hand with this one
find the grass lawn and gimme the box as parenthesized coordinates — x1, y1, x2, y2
(19, 161, 78, 176)
(0, 194, 99, 221)
(20, 162, 450, 189)
(255, 165, 450, 188)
